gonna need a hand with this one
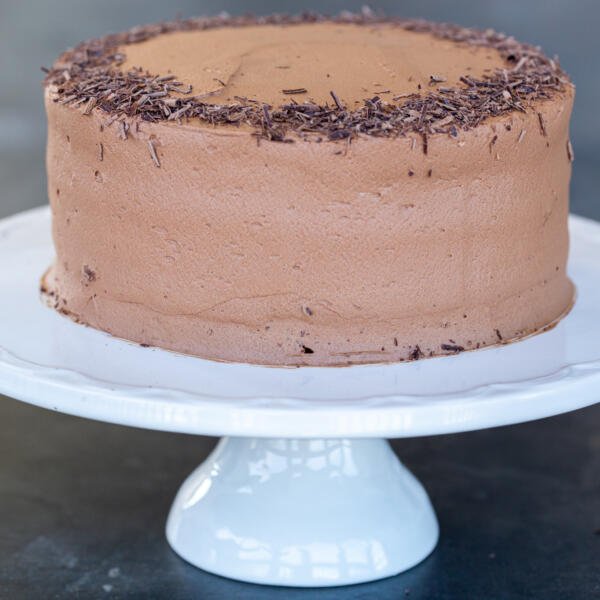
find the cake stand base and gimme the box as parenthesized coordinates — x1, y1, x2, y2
(166, 437, 438, 587)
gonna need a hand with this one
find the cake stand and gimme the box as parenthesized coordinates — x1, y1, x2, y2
(1, 206, 599, 588)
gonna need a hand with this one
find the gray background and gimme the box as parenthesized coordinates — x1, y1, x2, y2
(0, 0, 598, 221)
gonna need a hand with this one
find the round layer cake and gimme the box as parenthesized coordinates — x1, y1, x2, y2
(42, 14, 575, 366)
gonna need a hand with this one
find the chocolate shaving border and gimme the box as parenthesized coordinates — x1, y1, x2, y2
(43, 12, 571, 143)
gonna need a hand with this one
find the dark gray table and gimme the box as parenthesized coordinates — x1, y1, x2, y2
(1, 395, 599, 599)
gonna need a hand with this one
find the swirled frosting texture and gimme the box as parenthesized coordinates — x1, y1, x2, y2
(43, 21, 574, 365)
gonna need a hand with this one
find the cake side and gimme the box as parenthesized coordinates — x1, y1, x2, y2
(42, 16, 575, 366)
(42, 91, 575, 365)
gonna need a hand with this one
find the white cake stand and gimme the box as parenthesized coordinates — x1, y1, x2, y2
(1, 206, 600, 587)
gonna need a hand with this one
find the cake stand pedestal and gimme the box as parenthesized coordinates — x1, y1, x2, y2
(1, 207, 599, 587)
(166, 437, 438, 585)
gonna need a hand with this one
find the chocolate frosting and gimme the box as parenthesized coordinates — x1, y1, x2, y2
(42, 15, 575, 366)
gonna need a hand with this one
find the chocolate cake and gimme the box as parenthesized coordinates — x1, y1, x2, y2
(42, 13, 575, 366)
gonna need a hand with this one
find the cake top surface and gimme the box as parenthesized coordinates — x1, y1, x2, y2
(45, 13, 571, 143)
(120, 22, 504, 108)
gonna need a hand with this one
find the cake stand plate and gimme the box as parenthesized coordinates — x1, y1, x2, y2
(1, 206, 599, 587)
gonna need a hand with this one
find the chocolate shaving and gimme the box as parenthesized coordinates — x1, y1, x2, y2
(43, 13, 571, 144)
(98, 142, 104, 161)
(537, 112, 548, 136)
(82, 265, 96, 282)
(421, 133, 428, 155)
(118, 120, 128, 140)
(567, 140, 574, 162)
(429, 74, 446, 84)
(282, 88, 308, 94)
(409, 345, 423, 360)
(329, 90, 344, 110)
(82, 97, 96, 115)
(262, 104, 272, 128)
(441, 343, 464, 353)
(147, 139, 160, 167)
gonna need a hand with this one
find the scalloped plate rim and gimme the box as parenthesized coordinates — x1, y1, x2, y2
(0, 206, 599, 438)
